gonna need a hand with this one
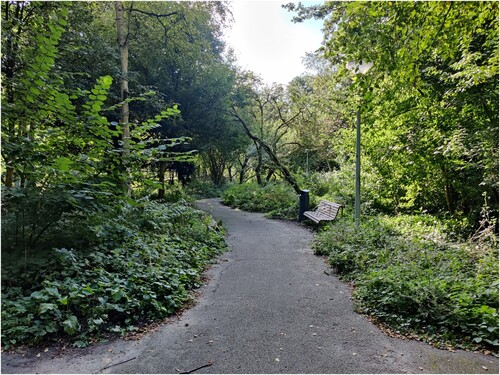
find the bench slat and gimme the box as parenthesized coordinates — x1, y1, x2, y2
(304, 200, 343, 224)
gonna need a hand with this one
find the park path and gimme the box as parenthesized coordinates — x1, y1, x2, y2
(2, 199, 498, 374)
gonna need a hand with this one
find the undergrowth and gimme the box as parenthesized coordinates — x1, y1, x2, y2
(313, 215, 499, 351)
(1, 200, 226, 349)
(185, 179, 227, 199)
(221, 182, 302, 220)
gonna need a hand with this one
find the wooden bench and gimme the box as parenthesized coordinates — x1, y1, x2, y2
(303, 200, 344, 224)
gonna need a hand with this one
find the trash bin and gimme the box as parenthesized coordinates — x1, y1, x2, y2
(298, 189, 309, 222)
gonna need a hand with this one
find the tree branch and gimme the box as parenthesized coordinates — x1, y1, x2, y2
(428, 2, 453, 50)
(229, 105, 302, 194)
(129, 9, 179, 18)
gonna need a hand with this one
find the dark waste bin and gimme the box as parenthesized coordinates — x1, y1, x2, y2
(298, 189, 309, 222)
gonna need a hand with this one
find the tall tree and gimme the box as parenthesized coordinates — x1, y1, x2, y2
(229, 73, 303, 194)
(286, 1, 499, 223)
(114, 1, 131, 196)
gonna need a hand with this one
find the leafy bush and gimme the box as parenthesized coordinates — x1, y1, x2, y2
(185, 179, 226, 199)
(160, 184, 194, 203)
(221, 182, 299, 220)
(1, 200, 226, 349)
(313, 215, 499, 350)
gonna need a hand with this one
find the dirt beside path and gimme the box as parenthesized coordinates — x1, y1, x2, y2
(2, 199, 498, 374)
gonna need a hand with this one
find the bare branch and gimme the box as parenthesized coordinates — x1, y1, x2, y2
(129, 9, 179, 18)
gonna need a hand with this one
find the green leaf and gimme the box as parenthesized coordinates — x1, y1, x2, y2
(30, 291, 47, 300)
(112, 290, 125, 302)
(30, 87, 41, 96)
(73, 340, 88, 348)
(53, 157, 73, 172)
(97, 296, 108, 305)
(101, 75, 113, 87)
(39, 303, 58, 314)
(62, 315, 80, 335)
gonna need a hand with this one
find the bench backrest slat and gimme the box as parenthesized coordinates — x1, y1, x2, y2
(304, 199, 343, 223)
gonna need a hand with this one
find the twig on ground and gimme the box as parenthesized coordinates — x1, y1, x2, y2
(179, 360, 214, 374)
(100, 356, 137, 371)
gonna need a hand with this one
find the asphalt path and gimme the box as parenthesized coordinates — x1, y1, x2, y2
(2, 198, 498, 374)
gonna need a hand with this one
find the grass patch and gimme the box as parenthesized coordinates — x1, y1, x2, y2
(313, 215, 499, 351)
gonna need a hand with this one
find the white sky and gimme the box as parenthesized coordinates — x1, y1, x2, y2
(223, 1, 324, 85)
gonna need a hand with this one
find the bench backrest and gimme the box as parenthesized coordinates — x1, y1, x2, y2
(316, 200, 343, 220)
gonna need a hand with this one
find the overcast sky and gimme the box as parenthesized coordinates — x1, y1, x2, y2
(223, 1, 324, 85)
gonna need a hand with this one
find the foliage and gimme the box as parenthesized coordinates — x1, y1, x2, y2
(185, 179, 227, 199)
(286, 1, 499, 226)
(1, 200, 226, 348)
(313, 215, 499, 350)
(222, 182, 299, 220)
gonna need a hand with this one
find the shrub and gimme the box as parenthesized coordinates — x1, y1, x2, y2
(222, 182, 299, 219)
(1, 200, 226, 349)
(185, 179, 226, 199)
(159, 184, 194, 203)
(313, 214, 499, 350)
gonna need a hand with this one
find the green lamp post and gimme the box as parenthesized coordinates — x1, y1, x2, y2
(346, 60, 373, 226)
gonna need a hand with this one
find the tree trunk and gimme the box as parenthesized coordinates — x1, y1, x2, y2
(115, 1, 132, 197)
(158, 161, 167, 199)
(255, 144, 263, 186)
(441, 165, 454, 213)
(238, 154, 250, 184)
(266, 168, 276, 183)
(3, 2, 17, 188)
(205, 148, 226, 186)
